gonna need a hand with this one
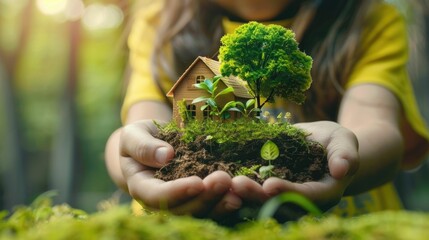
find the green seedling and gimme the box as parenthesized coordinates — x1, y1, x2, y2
(177, 99, 192, 123)
(260, 140, 280, 178)
(192, 75, 239, 120)
(229, 99, 261, 118)
(258, 192, 322, 220)
(235, 165, 261, 178)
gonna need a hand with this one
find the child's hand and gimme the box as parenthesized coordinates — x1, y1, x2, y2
(231, 121, 359, 212)
(119, 120, 242, 217)
(261, 121, 359, 210)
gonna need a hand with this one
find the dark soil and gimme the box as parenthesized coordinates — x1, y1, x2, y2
(154, 129, 329, 184)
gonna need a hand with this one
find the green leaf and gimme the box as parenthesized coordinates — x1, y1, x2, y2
(193, 82, 210, 92)
(259, 165, 274, 179)
(192, 96, 208, 104)
(235, 101, 245, 110)
(245, 99, 256, 109)
(203, 79, 214, 93)
(207, 98, 217, 109)
(249, 107, 261, 114)
(200, 104, 209, 111)
(215, 86, 234, 99)
(228, 107, 243, 113)
(219, 101, 237, 114)
(261, 140, 279, 161)
(258, 192, 322, 220)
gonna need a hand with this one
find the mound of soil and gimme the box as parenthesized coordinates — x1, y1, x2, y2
(154, 129, 329, 184)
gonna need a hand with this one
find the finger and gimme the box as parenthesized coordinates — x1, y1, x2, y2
(326, 128, 359, 179)
(168, 171, 232, 217)
(231, 176, 268, 203)
(120, 120, 174, 168)
(208, 191, 242, 218)
(295, 122, 359, 179)
(122, 157, 205, 208)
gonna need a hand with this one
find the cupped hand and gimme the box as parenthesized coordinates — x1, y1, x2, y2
(261, 121, 360, 211)
(119, 120, 242, 217)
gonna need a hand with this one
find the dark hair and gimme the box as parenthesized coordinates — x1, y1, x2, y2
(151, 0, 377, 121)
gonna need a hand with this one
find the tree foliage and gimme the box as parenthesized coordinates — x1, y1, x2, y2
(219, 21, 313, 108)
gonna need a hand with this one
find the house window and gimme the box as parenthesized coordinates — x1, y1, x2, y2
(203, 106, 212, 119)
(186, 104, 196, 119)
(195, 75, 205, 84)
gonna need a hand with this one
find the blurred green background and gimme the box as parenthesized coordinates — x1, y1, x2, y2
(0, 0, 428, 213)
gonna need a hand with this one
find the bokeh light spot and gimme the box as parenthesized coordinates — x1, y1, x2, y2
(36, 0, 67, 15)
(82, 3, 124, 30)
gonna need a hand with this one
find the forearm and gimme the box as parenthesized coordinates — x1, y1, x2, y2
(338, 84, 404, 196)
(343, 121, 403, 195)
(105, 128, 128, 191)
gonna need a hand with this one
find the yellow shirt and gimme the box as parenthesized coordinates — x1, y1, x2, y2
(125, 1, 429, 216)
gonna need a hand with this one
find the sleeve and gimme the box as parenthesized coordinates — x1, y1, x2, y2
(346, 3, 429, 169)
(121, 1, 170, 124)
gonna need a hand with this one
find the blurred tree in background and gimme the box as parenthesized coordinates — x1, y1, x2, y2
(0, 0, 134, 212)
(0, 0, 428, 213)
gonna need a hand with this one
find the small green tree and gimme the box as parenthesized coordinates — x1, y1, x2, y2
(219, 21, 313, 110)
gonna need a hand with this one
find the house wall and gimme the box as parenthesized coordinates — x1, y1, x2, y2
(172, 62, 214, 124)
(172, 61, 239, 125)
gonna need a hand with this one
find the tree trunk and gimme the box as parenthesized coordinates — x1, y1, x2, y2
(49, 19, 81, 205)
(0, 0, 34, 210)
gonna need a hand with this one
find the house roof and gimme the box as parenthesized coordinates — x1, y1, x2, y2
(166, 56, 253, 99)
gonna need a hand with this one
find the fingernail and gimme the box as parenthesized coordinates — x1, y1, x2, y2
(155, 147, 169, 164)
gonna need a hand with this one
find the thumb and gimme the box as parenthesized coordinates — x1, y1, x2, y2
(120, 120, 174, 168)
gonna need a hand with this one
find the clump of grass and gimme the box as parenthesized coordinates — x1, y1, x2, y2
(158, 118, 309, 147)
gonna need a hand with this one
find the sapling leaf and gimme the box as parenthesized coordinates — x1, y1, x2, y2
(192, 96, 209, 104)
(228, 107, 242, 112)
(220, 101, 237, 114)
(193, 82, 211, 92)
(258, 192, 322, 220)
(207, 98, 217, 108)
(261, 140, 279, 161)
(215, 86, 234, 99)
(259, 165, 274, 179)
(245, 99, 256, 109)
(200, 105, 209, 111)
(250, 107, 261, 114)
(235, 101, 245, 110)
(203, 78, 214, 92)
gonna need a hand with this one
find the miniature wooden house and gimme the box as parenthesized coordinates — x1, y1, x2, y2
(166, 56, 253, 125)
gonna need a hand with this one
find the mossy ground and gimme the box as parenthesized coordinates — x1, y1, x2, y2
(154, 118, 329, 184)
(1, 194, 429, 240)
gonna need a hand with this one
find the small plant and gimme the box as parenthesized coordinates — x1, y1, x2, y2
(229, 99, 260, 118)
(219, 21, 313, 110)
(177, 99, 192, 123)
(259, 140, 280, 179)
(235, 164, 261, 177)
(192, 75, 239, 120)
(258, 192, 322, 220)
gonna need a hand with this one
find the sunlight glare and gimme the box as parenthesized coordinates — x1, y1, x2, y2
(64, 0, 85, 21)
(82, 3, 124, 30)
(36, 0, 67, 15)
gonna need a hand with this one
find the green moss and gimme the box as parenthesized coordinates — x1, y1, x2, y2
(2, 196, 429, 240)
(159, 118, 309, 146)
